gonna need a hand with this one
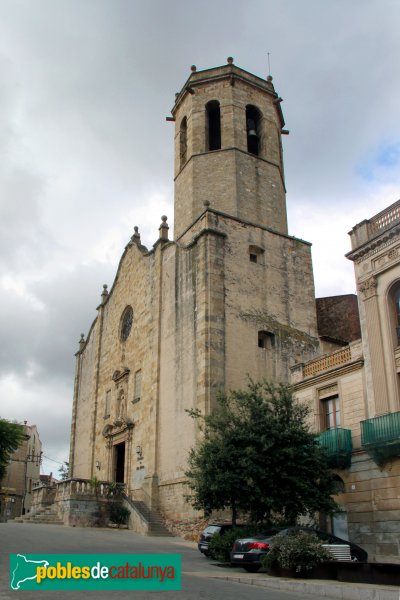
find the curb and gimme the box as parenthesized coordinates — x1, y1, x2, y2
(210, 573, 400, 600)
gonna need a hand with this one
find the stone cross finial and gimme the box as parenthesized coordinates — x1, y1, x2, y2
(131, 226, 141, 244)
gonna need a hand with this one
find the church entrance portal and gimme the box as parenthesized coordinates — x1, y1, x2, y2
(114, 442, 125, 483)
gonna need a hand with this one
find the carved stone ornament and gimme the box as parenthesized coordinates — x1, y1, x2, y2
(102, 418, 134, 438)
(112, 367, 130, 382)
(358, 276, 378, 300)
(318, 384, 338, 399)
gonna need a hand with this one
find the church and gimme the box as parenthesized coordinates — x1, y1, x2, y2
(68, 59, 400, 561)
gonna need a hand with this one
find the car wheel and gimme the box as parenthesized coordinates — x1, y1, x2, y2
(243, 565, 260, 573)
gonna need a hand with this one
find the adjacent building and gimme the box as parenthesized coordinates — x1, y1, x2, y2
(292, 200, 400, 562)
(0, 423, 42, 521)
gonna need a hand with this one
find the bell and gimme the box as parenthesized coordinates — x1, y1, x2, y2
(247, 119, 258, 139)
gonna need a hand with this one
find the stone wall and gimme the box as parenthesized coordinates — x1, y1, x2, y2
(346, 453, 400, 563)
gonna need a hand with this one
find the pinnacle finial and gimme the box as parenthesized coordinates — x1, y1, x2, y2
(159, 215, 169, 241)
(101, 284, 109, 302)
(227, 57, 234, 64)
(191, 65, 197, 72)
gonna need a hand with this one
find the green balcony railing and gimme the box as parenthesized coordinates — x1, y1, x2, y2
(318, 428, 353, 469)
(361, 411, 400, 465)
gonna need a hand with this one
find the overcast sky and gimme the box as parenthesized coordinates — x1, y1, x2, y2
(1, 0, 400, 477)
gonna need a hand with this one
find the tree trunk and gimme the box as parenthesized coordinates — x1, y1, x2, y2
(231, 500, 237, 526)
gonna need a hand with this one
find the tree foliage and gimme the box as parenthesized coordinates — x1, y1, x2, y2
(58, 461, 70, 481)
(185, 380, 338, 525)
(0, 418, 26, 481)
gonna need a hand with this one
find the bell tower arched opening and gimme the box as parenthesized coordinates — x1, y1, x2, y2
(179, 116, 187, 168)
(246, 105, 262, 156)
(206, 100, 221, 151)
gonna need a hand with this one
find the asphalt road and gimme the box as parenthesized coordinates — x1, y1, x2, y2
(0, 522, 317, 600)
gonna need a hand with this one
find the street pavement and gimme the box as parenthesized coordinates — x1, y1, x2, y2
(1, 523, 399, 600)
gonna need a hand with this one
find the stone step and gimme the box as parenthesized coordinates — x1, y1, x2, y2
(12, 507, 63, 526)
(126, 498, 172, 537)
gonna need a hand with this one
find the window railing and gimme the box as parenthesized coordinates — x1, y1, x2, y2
(361, 411, 400, 465)
(318, 428, 352, 469)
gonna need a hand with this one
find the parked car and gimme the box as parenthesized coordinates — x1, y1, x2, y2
(198, 523, 238, 556)
(230, 526, 368, 572)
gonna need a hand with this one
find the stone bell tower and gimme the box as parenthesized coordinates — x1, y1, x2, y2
(172, 58, 288, 240)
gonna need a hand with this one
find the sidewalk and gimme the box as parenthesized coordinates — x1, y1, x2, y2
(210, 570, 400, 600)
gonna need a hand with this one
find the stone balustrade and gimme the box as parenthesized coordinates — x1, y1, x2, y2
(303, 346, 352, 377)
(55, 478, 124, 501)
(348, 199, 400, 250)
(291, 340, 363, 382)
(369, 201, 400, 236)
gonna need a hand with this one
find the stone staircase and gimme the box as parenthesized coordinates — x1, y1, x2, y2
(13, 505, 64, 526)
(124, 495, 172, 536)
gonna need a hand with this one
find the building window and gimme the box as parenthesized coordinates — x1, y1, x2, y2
(120, 306, 133, 342)
(321, 395, 341, 430)
(180, 117, 187, 167)
(206, 100, 221, 151)
(388, 280, 400, 347)
(258, 330, 275, 349)
(104, 390, 111, 418)
(249, 244, 264, 264)
(246, 105, 262, 156)
(133, 369, 142, 404)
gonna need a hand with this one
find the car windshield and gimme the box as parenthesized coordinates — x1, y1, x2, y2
(205, 526, 221, 534)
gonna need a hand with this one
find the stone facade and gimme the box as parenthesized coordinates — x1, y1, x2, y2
(69, 61, 319, 521)
(292, 200, 400, 562)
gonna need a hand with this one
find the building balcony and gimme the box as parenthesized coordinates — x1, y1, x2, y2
(361, 411, 400, 465)
(348, 199, 400, 251)
(318, 428, 353, 469)
(290, 340, 363, 384)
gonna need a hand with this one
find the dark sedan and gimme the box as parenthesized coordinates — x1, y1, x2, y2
(198, 523, 235, 556)
(230, 526, 368, 572)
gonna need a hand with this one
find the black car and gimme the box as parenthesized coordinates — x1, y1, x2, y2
(198, 523, 236, 556)
(230, 526, 368, 572)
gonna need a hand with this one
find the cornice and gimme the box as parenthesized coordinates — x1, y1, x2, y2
(346, 222, 400, 263)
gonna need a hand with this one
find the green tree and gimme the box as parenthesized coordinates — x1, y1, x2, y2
(0, 418, 26, 481)
(185, 380, 338, 525)
(58, 461, 70, 481)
